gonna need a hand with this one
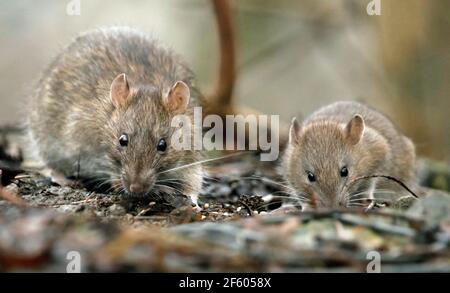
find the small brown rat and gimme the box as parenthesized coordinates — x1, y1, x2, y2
(281, 101, 417, 210)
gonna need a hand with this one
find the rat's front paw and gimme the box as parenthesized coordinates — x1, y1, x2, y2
(188, 194, 202, 212)
(192, 204, 203, 213)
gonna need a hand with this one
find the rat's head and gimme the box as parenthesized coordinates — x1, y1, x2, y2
(105, 73, 195, 196)
(283, 115, 389, 209)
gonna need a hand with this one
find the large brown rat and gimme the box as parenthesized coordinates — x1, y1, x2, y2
(27, 0, 237, 207)
(28, 27, 203, 204)
(281, 101, 417, 210)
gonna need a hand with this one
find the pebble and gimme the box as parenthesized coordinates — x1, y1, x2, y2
(108, 204, 126, 216)
(5, 183, 19, 194)
(262, 195, 274, 203)
(57, 204, 80, 213)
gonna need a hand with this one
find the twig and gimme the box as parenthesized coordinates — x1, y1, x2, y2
(136, 202, 156, 217)
(133, 215, 168, 221)
(238, 200, 254, 217)
(71, 192, 97, 204)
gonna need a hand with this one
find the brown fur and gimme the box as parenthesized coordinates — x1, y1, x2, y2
(281, 101, 416, 209)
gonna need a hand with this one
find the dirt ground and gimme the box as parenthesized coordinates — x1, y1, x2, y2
(1, 127, 450, 272)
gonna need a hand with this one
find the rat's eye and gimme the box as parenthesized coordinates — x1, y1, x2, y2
(306, 171, 316, 183)
(119, 133, 129, 147)
(157, 138, 167, 153)
(340, 166, 349, 177)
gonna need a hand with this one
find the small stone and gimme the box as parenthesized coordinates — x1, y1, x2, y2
(57, 204, 79, 213)
(262, 194, 274, 203)
(217, 185, 232, 197)
(95, 211, 104, 217)
(48, 186, 61, 195)
(60, 187, 74, 196)
(391, 196, 416, 210)
(74, 205, 85, 212)
(5, 183, 19, 194)
(125, 213, 134, 221)
(407, 190, 450, 228)
(108, 204, 126, 216)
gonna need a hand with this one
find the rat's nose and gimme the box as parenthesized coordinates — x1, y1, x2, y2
(123, 170, 156, 195)
(129, 183, 145, 194)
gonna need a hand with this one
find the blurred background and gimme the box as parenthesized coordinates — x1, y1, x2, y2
(0, 0, 448, 160)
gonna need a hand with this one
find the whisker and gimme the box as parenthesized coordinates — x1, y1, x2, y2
(346, 203, 367, 208)
(154, 183, 185, 195)
(239, 176, 297, 193)
(263, 194, 310, 203)
(256, 201, 303, 211)
(157, 152, 246, 175)
(346, 189, 399, 200)
(348, 197, 394, 203)
(156, 179, 187, 186)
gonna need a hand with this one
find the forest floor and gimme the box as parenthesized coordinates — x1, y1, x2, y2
(1, 127, 450, 272)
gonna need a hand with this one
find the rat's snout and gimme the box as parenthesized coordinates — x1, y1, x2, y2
(122, 169, 156, 195)
(316, 192, 346, 209)
(129, 183, 146, 194)
(329, 194, 347, 208)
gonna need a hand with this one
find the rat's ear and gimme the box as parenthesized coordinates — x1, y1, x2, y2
(289, 117, 302, 144)
(163, 81, 190, 114)
(345, 114, 365, 145)
(110, 73, 130, 108)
